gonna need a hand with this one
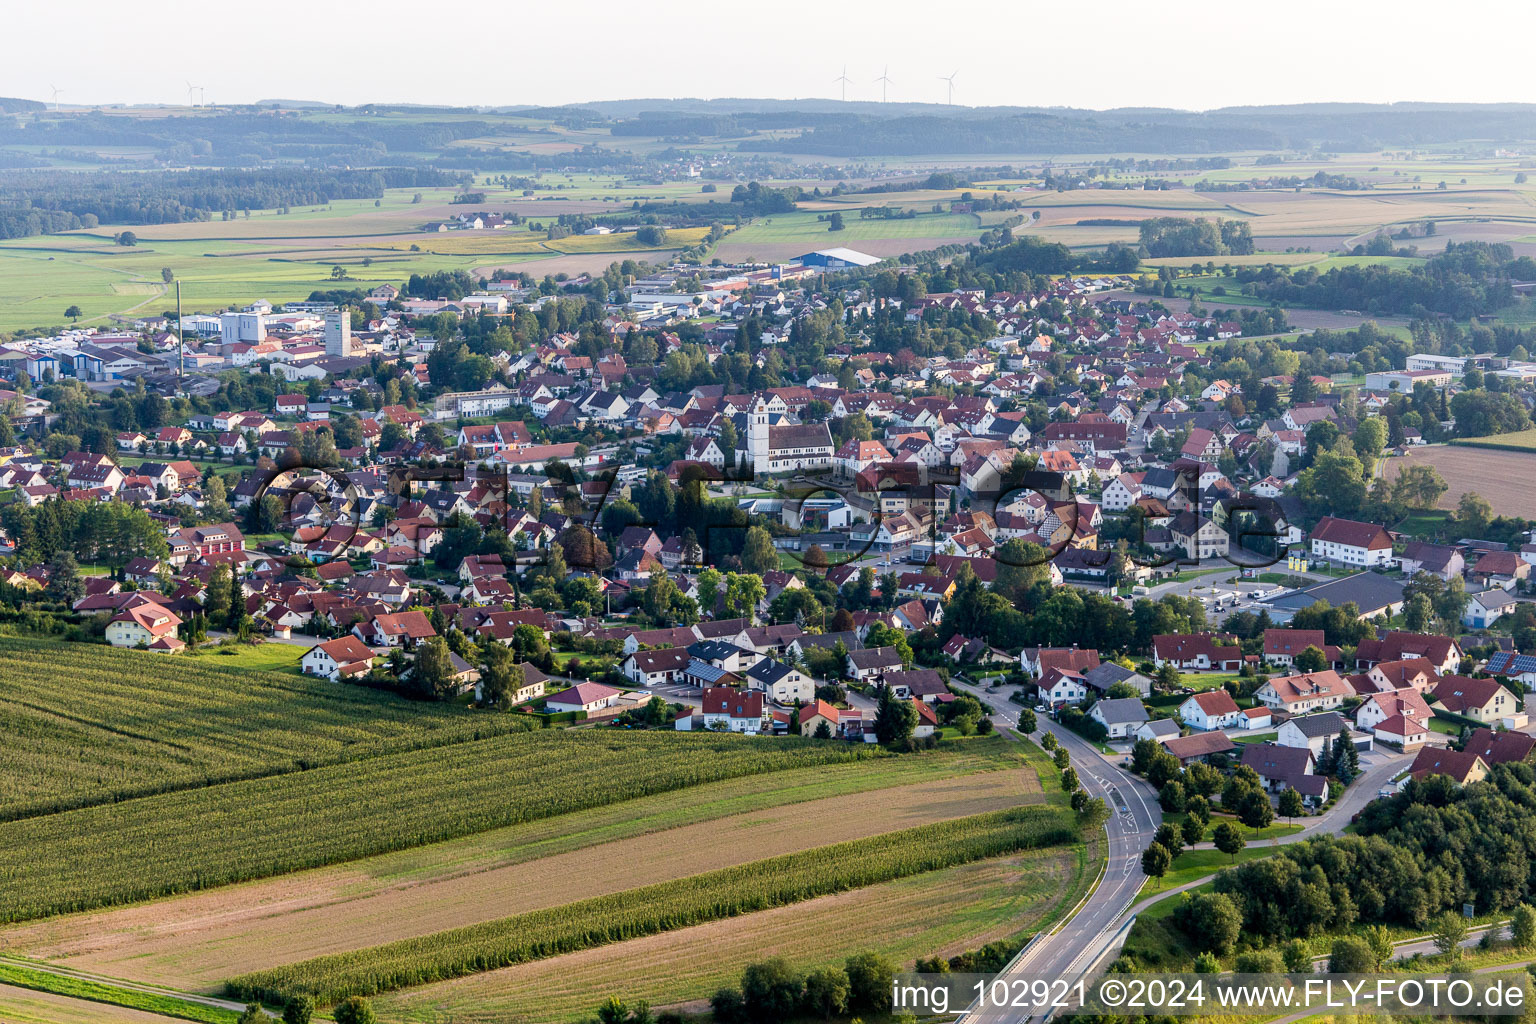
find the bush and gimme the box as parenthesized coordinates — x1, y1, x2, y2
(332, 997, 374, 1024)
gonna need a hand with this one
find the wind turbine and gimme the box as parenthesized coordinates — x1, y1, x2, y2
(875, 66, 893, 103)
(939, 71, 958, 106)
(834, 65, 852, 103)
(48, 84, 62, 111)
(186, 81, 203, 108)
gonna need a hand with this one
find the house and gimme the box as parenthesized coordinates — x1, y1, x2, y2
(1081, 662, 1152, 697)
(545, 681, 623, 714)
(1461, 727, 1535, 766)
(1406, 747, 1489, 787)
(622, 646, 693, 687)
(912, 698, 939, 739)
(1431, 675, 1514, 723)
(1254, 671, 1352, 714)
(797, 698, 841, 738)
(1262, 629, 1341, 670)
(1309, 516, 1395, 568)
(1373, 714, 1430, 752)
(1465, 590, 1518, 629)
(1153, 634, 1242, 672)
(1485, 651, 1536, 689)
(883, 668, 949, 703)
(746, 657, 814, 704)
(1355, 688, 1433, 736)
(300, 636, 376, 681)
(1276, 711, 1350, 758)
(1398, 542, 1465, 581)
(353, 610, 436, 648)
(683, 686, 766, 734)
(1240, 743, 1320, 800)
(105, 603, 183, 648)
(1020, 647, 1102, 677)
(1161, 730, 1238, 765)
(1178, 690, 1242, 731)
(1356, 632, 1463, 675)
(1091, 697, 1150, 740)
(1041, 668, 1089, 707)
(474, 662, 548, 705)
(847, 646, 903, 682)
(1136, 718, 1181, 744)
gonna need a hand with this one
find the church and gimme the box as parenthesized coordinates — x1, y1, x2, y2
(744, 397, 834, 476)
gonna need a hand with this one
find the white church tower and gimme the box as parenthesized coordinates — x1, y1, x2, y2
(748, 397, 770, 474)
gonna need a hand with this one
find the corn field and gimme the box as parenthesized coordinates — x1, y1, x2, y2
(0, 730, 882, 924)
(226, 805, 1077, 1006)
(0, 636, 530, 821)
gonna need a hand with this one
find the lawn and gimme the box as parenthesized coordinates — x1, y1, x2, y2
(1138, 844, 1281, 898)
(183, 641, 303, 674)
(0, 963, 236, 1024)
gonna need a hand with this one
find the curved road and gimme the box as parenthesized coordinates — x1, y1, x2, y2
(951, 678, 1161, 1023)
(951, 678, 1408, 1023)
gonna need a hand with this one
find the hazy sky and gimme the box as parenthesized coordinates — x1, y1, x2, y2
(8, 0, 1534, 111)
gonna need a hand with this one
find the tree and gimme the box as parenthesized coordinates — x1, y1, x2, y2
(1192, 951, 1220, 974)
(1017, 709, 1037, 736)
(1282, 939, 1313, 973)
(874, 684, 917, 747)
(1177, 891, 1242, 954)
(1364, 925, 1395, 970)
(1237, 787, 1275, 829)
(283, 996, 314, 1024)
(1456, 491, 1494, 538)
(711, 988, 747, 1024)
(740, 958, 802, 1022)
(740, 526, 778, 575)
(1433, 911, 1468, 960)
(1294, 645, 1328, 673)
(1154, 822, 1183, 857)
(1213, 821, 1245, 862)
(1159, 780, 1186, 813)
(1329, 936, 1375, 973)
(478, 644, 525, 709)
(44, 551, 84, 605)
(1141, 842, 1172, 885)
(844, 953, 895, 1014)
(1513, 904, 1536, 950)
(1279, 786, 1304, 822)
(801, 966, 850, 1018)
(1181, 816, 1206, 846)
(238, 1005, 265, 1024)
(333, 997, 375, 1024)
(1392, 463, 1447, 510)
(64, 305, 82, 322)
(827, 212, 845, 232)
(412, 637, 457, 700)
(1131, 738, 1159, 775)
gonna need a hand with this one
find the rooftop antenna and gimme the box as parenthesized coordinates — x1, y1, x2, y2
(875, 66, 893, 103)
(939, 71, 958, 105)
(834, 65, 852, 103)
(48, 84, 62, 111)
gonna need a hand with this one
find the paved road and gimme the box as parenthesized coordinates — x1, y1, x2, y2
(953, 677, 1409, 1023)
(950, 678, 1161, 1023)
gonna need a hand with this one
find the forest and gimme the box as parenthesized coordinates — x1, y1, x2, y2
(0, 167, 453, 238)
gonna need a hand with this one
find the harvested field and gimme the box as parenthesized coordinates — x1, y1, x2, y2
(1386, 446, 1536, 517)
(375, 848, 1086, 1024)
(0, 985, 182, 1024)
(4, 746, 1034, 991)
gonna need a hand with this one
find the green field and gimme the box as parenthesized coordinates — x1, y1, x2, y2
(0, 963, 238, 1024)
(1451, 428, 1536, 451)
(0, 636, 528, 821)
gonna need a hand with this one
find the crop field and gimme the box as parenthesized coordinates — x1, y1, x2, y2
(0, 964, 235, 1024)
(367, 226, 710, 256)
(0, 732, 883, 924)
(711, 209, 983, 262)
(376, 848, 1089, 1024)
(0, 983, 193, 1024)
(0, 636, 531, 820)
(1385, 445, 1536, 517)
(8, 755, 1036, 990)
(226, 805, 1077, 1005)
